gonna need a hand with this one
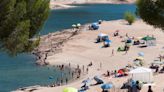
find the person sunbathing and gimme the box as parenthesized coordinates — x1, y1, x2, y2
(159, 66, 164, 73)
(113, 30, 119, 37)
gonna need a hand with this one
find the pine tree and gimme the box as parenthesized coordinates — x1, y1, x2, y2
(0, 0, 50, 56)
(136, 0, 164, 30)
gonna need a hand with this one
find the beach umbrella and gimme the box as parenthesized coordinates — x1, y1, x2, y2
(72, 24, 76, 28)
(98, 20, 102, 22)
(141, 36, 155, 41)
(77, 23, 81, 27)
(101, 83, 113, 89)
(63, 87, 78, 92)
(138, 52, 144, 57)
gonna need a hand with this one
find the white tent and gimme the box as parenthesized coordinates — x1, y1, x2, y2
(98, 33, 108, 37)
(97, 33, 109, 42)
(129, 67, 153, 83)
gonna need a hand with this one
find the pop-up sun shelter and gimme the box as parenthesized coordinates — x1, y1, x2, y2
(141, 36, 156, 46)
(129, 67, 153, 83)
(91, 23, 99, 30)
(97, 33, 109, 42)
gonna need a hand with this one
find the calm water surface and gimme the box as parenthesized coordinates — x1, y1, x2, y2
(41, 4, 136, 34)
(0, 4, 136, 92)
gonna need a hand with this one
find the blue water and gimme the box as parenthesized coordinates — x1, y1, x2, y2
(0, 4, 136, 92)
(41, 4, 136, 34)
(0, 53, 70, 92)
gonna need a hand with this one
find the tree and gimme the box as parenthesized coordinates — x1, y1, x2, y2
(124, 11, 136, 25)
(0, 0, 50, 56)
(136, 0, 164, 30)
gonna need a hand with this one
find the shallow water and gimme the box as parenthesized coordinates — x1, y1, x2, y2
(0, 4, 136, 92)
(0, 53, 71, 92)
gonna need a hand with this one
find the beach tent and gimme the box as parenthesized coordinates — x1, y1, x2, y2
(141, 36, 156, 46)
(63, 87, 78, 92)
(72, 24, 76, 28)
(91, 23, 99, 30)
(97, 33, 109, 42)
(129, 67, 153, 83)
(142, 36, 155, 41)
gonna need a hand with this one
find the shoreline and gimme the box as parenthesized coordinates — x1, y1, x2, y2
(14, 19, 164, 92)
(50, 0, 137, 10)
(33, 24, 89, 66)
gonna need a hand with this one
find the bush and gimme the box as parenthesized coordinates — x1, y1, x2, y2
(124, 11, 136, 25)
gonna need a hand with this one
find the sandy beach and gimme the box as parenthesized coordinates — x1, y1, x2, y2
(50, 0, 137, 9)
(50, 2, 76, 9)
(14, 19, 164, 92)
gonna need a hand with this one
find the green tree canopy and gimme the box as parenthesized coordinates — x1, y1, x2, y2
(136, 0, 164, 30)
(0, 0, 50, 56)
(124, 11, 136, 25)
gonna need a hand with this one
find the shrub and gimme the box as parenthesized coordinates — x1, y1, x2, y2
(124, 11, 136, 25)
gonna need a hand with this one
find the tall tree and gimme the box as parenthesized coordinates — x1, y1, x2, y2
(136, 0, 164, 30)
(0, 0, 50, 55)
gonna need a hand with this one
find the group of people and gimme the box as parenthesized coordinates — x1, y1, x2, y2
(48, 62, 91, 88)
(123, 79, 153, 92)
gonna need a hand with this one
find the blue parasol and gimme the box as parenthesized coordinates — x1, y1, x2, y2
(101, 83, 113, 89)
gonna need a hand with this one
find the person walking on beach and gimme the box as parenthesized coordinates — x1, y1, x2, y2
(69, 63, 71, 67)
(111, 49, 114, 56)
(107, 70, 110, 77)
(77, 64, 79, 69)
(78, 69, 81, 78)
(126, 33, 129, 38)
(159, 54, 162, 61)
(136, 81, 141, 92)
(148, 86, 153, 92)
(61, 79, 63, 85)
(65, 78, 68, 84)
(155, 65, 159, 73)
(100, 62, 102, 70)
(114, 70, 117, 77)
(86, 67, 89, 74)
(72, 71, 74, 78)
(82, 65, 85, 72)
